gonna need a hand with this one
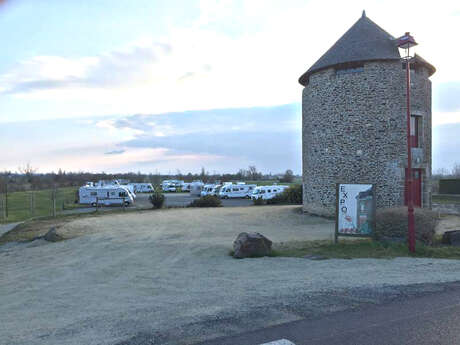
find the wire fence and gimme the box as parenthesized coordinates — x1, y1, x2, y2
(0, 187, 80, 223)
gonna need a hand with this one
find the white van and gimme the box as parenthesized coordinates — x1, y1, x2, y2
(211, 185, 222, 196)
(219, 184, 256, 199)
(93, 180, 136, 199)
(251, 185, 289, 200)
(200, 184, 221, 196)
(79, 186, 134, 206)
(200, 184, 214, 197)
(129, 183, 154, 193)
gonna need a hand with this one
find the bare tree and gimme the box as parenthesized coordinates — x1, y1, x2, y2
(280, 169, 294, 183)
(18, 163, 38, 176)
(452, 163, 460, 177)
(246, 166, 263, 181)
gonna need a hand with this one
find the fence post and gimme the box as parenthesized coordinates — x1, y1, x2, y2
(30, 192, 33, 217)
(32, 191, 35, 217)
(5, 182, 8, 220)
(0, 194, 4, 221)
(52, 187, 56, 218)
(96, 197, 99, 213)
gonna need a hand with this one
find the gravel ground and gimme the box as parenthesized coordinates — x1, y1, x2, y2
(1, 206, 460, 345)
(0, 222, 22, 237)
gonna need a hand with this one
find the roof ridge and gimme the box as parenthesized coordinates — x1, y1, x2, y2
(298, 13, 401, 85)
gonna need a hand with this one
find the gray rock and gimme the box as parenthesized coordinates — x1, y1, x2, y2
(303, 254, 328, 260)
(442, 230, 460, 246)
(43, 227, 63, 242)
(233, 232, 272, 259)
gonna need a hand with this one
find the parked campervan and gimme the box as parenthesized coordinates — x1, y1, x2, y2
(200, 184, 214, 197)
(210, 185, 222, 196)
(200, 184, 221, 196)
(129, 183, 154, 193)
(92, 180, 136, 199)
(219, 184, 256, 199)
(181, 183, 191, 192)
(251, 185, 289, 200)
(78, 186, 134, 206)
(162, 183, 176, 192)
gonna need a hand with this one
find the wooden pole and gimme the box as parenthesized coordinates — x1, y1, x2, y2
(5, 181, 8, 220)
(30, 192, 33, 217)
(0, 193, 4, 221)
(52, 187, 56, 218)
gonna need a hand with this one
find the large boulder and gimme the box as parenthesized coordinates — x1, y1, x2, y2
(442, 230, 460, 246)
(233, 232, 272, 259)
(43, 227, 63, 242)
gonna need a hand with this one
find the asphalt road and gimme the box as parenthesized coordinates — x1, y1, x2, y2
(136, 192, 253, 208)
(57, 193, 253, 217)
(198, 282, 460, 345)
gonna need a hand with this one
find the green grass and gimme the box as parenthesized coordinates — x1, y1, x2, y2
(0, 187, 81, 223)
(230, 239, 460, 260)
(432, 194, 460, 205)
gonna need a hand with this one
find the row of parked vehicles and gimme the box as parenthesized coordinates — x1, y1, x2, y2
(78, 180, 154, 206)
(200, 182, 289, 200)
(78, 179, 289, 206)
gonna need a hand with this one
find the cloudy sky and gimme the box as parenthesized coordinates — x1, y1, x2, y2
(0, 0, 459, 174)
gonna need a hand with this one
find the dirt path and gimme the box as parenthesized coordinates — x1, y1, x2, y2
(2, 206, 460, 345)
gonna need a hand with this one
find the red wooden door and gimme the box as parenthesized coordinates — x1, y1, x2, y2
(410, 116, 419, 147)
(405, 169, 422, 207)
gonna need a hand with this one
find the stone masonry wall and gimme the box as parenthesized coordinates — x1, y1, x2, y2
(302, 60, 432, 217)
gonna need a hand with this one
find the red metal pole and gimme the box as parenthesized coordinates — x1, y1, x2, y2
(406, 56, 416, 253)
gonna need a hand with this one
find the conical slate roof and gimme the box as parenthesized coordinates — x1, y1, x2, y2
(299, 12, 401, 85)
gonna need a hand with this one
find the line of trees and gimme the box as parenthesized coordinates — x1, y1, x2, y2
(0, 165, 299, 193)
(433, 163, 460, 178)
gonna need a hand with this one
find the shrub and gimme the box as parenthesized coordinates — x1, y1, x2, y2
(188, 195, 222, 208)
(284, 184, 302, 204)
(149, 191, 165, 209)
(252, 197, 265, 206)
(374, 207, 439, 245)
(266, 184, 303, 205)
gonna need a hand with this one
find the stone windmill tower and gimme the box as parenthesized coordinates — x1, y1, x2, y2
(299, 11, 435, 217)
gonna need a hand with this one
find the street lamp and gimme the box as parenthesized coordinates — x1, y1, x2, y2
(397, 32, 417, 253)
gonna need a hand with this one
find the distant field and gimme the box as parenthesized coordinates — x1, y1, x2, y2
(245, 180, 301, 186)
(432, 194, 460, 205)
(0, 187, 81, 223)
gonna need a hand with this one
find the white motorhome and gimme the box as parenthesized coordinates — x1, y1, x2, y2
(93, 180, 136, 199)
(161, 183, 176, 192)
(251, 185, 289, 200)
(200, 184, 214, 196)
(219, 184, 256, 199)
(181, 182, 191, 192)
(200, 184, 221, 197)
(129, 183, 154, 193)
(210, 184, 222, 196)
(78, 186, 134, 206)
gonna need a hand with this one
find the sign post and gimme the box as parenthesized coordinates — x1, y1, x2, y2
(335, 184, 376, 242)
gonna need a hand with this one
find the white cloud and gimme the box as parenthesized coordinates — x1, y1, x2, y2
(2, 0, 459, 122)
